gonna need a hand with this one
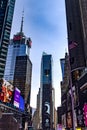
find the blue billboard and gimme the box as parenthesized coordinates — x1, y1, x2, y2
(19, 96, 25, 111)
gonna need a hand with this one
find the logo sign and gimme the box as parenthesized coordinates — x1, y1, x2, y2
(13, 35, 22, 41)
(44, 102, 50, 114)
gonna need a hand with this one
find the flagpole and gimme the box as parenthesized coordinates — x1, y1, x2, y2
(68, 44, 76, 130)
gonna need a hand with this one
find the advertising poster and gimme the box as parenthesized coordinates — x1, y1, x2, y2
(62, 114, 66, 128)
(0, 79, 14, 103)
(57, 124, 62, 130)
(44, 102, 50, 128)
(66, 111, 72, 129)
(76, 108, 84, 127)
(19, 96, 25, 111)
(14, 87, 20, 108)
(83, 104, 87, 126)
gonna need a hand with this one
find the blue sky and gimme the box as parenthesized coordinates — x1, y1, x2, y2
(11, 0, 68, 108)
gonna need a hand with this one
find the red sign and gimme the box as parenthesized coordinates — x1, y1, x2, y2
(13, 35, 22, 41)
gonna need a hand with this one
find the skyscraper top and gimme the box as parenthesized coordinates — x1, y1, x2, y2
(42, 52, 48, 55)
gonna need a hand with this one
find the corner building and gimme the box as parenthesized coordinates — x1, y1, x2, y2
(65, 0, 87, 129)
(65, 0, 87, 75)
(0, 0, 16, 78)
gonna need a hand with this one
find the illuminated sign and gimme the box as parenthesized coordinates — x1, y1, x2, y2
(14, 87, 20, 108)
(19, 96, 25, 111)
(13, 35, 22, 41)
(66, 112, 72, 128)
(57, 124, 62, 130)
(76, 128, 81, 130)
(83, 104, 87, 126)
(0, 79, 14, 103)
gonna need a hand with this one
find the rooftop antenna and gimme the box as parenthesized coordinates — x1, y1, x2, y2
(20, 9, 24, 33)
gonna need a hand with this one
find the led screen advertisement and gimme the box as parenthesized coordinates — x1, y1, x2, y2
(0, 79, 14, 103)
(66, 111, 72, 129)
(76, 108, 84, 127)
(57, 124, 62, 130)
(83, 104, 87, 126)
(19, 96, 25, 111)
(14, 87, 20, 108)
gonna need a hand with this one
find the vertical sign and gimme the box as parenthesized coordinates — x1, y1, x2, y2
(83, 104, 87, 126)
(14, 87, 20, 108)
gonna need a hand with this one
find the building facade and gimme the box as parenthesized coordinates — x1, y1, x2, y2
(40, 52, 55, 130)
(60, 0, 87, 129)
(65, 0, 87, 80)
(13, 55, 32, 105)
(0, 0, 16, 78)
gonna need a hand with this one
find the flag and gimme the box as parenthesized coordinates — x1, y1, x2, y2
(68, 41, 78, 50)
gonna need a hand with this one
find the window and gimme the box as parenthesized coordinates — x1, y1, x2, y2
(69, 22, 72, 31)
(44, 69, 50, 77)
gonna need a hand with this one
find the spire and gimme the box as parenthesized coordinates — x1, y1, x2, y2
(20, 9, 24, 33)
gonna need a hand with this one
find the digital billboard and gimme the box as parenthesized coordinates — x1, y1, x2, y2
(76, 108, 84, 127)
(57, 124, 62, 130)
(19, 96, 25, 111)
(66, 111, 72, 129)
(0, 79, 14, 103)
(13, 87, 20, 108)
(83, 104, 87, 126)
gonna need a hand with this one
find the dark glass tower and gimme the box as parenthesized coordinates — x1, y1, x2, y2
(40, 52, 54, 130)
(65, 1, 87, 129)
(0, 0, 16, 78)
(65, 0, 87, 79)
(13, 55, 32, 105)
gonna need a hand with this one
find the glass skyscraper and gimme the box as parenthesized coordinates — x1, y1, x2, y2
(40, 52, 54, 130)
(0, 0, 16, 78)
(4, 16, 32, 104)
(4, 32, 31, 83)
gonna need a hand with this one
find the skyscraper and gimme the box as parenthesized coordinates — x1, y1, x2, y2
(65, 1, 87, 129)
(4, 14, 32, 105)
(0, 0, 16, 78)
(40, 52, 54, 130)
(65, 0, 87, 80)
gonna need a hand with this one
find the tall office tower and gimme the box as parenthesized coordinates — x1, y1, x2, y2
(64, 2, 87, 129)
(4, 15, 32, 105)
(40, 52, 54, 130)
(65, 0, 87, 82)
(0, 0, 16, 78)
